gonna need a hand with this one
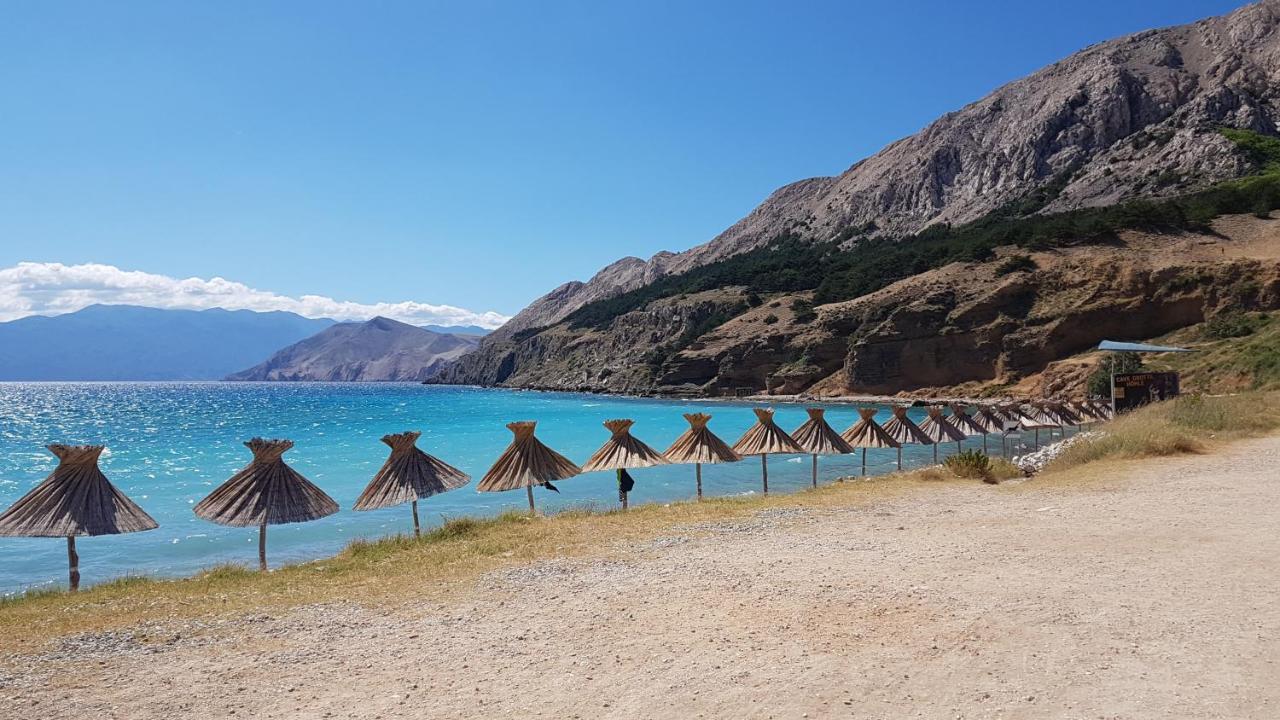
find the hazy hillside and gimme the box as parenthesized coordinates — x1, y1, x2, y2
(227, 317, 479, 381)
(0, 305, 335, 381)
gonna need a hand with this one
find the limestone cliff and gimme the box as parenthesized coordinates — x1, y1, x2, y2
(439, 1, 1280, 396)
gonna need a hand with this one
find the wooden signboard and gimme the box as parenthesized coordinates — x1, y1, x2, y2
(1111, 371, 1180, 413)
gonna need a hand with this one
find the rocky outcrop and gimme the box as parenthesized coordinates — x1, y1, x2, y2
(228, 317, 479, 382)
(438, 215, 1280, 396)
(463, 0, 1280, 350)
(442, 1, 1280, 396)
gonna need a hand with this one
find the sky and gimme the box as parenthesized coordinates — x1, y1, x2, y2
(0, 0, 1251, 325)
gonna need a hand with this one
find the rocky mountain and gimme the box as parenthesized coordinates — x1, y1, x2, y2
(440, 1, 1280, 396)
(0, 305, 334, 381)
(227, 317, 479, 381)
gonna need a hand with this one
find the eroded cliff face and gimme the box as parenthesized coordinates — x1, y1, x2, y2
(439, 1, 1280, 396)
(435, 216, 1280, 397)
(456, 0, 1280, 348)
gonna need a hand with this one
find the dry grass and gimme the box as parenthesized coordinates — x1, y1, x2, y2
(6, 393, 1275, 654)
(0, 472, 928, 653)
(1047, 391, 1280, 472)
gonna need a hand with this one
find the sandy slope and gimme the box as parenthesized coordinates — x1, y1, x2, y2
(4, 437, 1279, 719)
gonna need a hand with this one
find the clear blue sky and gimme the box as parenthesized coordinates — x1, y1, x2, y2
(0, 0, 1249, 316)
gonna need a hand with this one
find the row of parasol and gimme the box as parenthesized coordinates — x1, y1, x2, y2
(0, 399, 1111, 590)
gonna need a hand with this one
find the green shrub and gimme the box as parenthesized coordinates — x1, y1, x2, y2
(943, 450, 995, 482)
(1086, 352, 1143, 397)
(790, 299, 816, 323)
(762, 314, 779, 325)
(1204, 312, 1265, 339)
(994, 254, 1038, 276)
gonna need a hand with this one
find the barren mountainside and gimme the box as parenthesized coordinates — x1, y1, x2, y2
(442, 1, 1280, 397)
(229, 317, 479, 382)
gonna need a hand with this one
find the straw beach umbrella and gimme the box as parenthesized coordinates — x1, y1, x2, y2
(948, 404, 991, 453)
(790, 408, 855, 487)
(354, 431, 470, 536)
(581, 419, 670, 510)
(193, 438, 338, 572)
(919, 406, 967, 462)
(0, 444, 158, 591)
(1071, 400, 1105, 423)
(1018, 403, 1059, 447)
(881, 406, 934, 469)
(732, 408, 806, 494)
(477, 422, 581, 515)
(663, 413, 741, 500)
(840, 408, 901, 475)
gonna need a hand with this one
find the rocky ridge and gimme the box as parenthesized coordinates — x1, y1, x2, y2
(439, 2, 1280, 396)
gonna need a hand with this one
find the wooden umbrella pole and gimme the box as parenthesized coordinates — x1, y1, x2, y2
(861, 448, 867, 476)
(811, 454, 818, 488)
(761, 454, 769, 494)
(983, 434, 988, 454)
(411, 500, 421, 538)
(526, 485, 536, 516)
(696, 463, 703, 500)
(66, 536, 80, 592)
(258, 519, 268, 573)
(932, 444, 938, 463)
(618, 469, 628, 511)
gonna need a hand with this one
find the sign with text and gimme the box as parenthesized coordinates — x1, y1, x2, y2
(1111, 371, 1180, 413)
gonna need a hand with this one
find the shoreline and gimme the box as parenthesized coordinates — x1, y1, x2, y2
(4, 428, 1278, 718)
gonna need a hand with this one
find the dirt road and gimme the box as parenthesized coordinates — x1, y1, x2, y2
(4, 437, 1278, 719)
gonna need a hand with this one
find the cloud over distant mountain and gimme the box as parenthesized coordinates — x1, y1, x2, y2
(0, 262, 511, 329)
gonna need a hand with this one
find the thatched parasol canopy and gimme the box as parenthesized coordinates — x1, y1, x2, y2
(1046, 400, 1084, 426)
(841, 408, 901, 449)
(791, 409, 855, 456)
(478, 422, 580, 514)
(582, 419, 670, 472)
(664, 413, 741, 465)
(0, 444, 158, 538)
(971, 405, 1011, 434)
(354, 431, 470, 535)
(919, 406, 966, 461)
(881, 406, 934, 446)
(732, 409, 805, 457)
(733, 408, 805, 493)
(947, 404, 988, 437)
(356, 431, 470, 510)
(663, 413, 741, 499)
(478, 422, 581, 492)
(790, 408, 855, 487)
(0, 444, 158, 591)
(1017, 403, 1060, 429)
(1071, 400, 1106, 422)
(920, 406, 967, 444)
(840, 407, 901, 475)
(582, 419, 669, 509)
(194, 439, 338, 528)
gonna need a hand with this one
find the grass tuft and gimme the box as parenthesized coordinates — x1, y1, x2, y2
(1048, 392, 1280, 471)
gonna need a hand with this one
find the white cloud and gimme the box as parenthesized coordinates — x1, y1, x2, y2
(0, 262, 512, 329)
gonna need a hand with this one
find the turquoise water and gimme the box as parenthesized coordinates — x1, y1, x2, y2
(0, 383, 1018, 593)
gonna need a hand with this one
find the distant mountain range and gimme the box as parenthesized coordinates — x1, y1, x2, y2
(0, 305, 335, 381)
(0, 305, 487, 381)
(226, 316, 480, 381)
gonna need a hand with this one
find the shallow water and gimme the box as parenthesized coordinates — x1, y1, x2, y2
(0, 383, 1028, 592)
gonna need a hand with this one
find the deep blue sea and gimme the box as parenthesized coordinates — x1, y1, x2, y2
(0, 383, 1025, 593)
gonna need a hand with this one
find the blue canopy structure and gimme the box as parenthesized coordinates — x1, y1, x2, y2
(1097, 340, 1193, 353)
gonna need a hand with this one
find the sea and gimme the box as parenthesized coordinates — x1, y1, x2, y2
(0, 383, 1032, 593)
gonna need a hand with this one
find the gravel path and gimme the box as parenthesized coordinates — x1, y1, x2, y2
(4, 436, 1279, 719)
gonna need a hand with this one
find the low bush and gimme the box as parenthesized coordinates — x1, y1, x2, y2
(994, 254, 1038, 276)
(944, 449, 995, 482)
(1047, 392, 1280, 471)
